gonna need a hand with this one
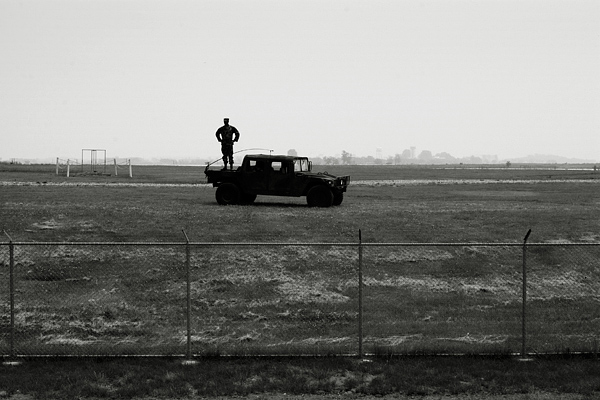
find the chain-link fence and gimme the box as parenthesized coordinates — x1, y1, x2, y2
(1, 243, 187, 356)
(360, 244, 524, 356)
(525, 243, 600, 354)
(1, 240, 599, 358)
(187, 244, 358, 356)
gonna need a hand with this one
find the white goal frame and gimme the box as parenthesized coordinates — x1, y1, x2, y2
(81, 149, 107, 174)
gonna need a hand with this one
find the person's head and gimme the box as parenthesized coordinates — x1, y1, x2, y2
(223, 118, 229, 125)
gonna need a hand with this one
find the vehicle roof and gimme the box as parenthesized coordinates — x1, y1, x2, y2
(245, 154, 308, 161)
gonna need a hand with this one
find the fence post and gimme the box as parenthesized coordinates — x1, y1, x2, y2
(358, 229, 363, 358)
(520, 229, 532, 361)
(114, 159, 118, 176)
(55, 158, 59, 175)
(182, 230, 196, 365)
(3, 230, 21, 365)
(128, 159, 133, 178)
(66, 160, 70, 178)
(9, 241, 15, 359)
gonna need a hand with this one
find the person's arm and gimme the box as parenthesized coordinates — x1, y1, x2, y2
(215, 129, 222, 142)
(233, 127, 240, 142)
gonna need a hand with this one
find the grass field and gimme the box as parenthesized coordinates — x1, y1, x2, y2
(1, 163, 599, 398)
(1, 161, 599, 184)
(1, 355, 600, 399)
(1, 162, 599, 243)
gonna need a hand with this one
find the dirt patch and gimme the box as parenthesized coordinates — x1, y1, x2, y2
(31, 218, 62, 230)
(4, 178, 600, 188)
(277, 281, 349, 304)
(374, 248, 454, 263)
(362, 275, 520, 299)
(352, 179, 600, 186)
(364, 334, 424, 346)
(529, 270, 600, 300)
(580, 233, 600, 242)
(453, 190, 538, 197)
(438, 333, 510, 345)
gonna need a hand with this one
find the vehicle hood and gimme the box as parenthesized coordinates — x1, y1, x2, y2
(297, 171, 350, 185)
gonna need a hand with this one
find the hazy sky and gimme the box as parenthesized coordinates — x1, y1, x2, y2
(1, 0, 599, 161)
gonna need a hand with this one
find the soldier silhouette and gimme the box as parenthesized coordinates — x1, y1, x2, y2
(215, 118, 240, 170)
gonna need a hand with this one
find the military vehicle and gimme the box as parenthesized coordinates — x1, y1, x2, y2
(204, 154, 350, 207)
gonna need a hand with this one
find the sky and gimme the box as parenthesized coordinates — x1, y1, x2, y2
(1, 0, 599, 162)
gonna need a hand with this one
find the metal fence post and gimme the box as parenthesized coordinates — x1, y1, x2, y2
(9, 240, 15, 359)
(3, 231, 21, 365)
(520, 229, 532, 361)
(358, 229, 363, 358)
(182, 231, 196, 365)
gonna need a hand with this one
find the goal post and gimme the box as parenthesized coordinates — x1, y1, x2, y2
(113, 158, 133, 178)
(56, 150, 132, 177)
(81, 149, 107, 174)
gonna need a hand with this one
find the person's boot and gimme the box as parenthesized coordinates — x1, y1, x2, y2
(229, 163, 234, 170)
(222, 163, 228, 171)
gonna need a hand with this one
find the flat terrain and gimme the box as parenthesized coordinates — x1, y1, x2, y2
(1, 163, 599, 398)
(1, 163, 599, 243)
(1, 355, 600, 399)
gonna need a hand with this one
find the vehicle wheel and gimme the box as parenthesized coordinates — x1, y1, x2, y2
(307, 185, 334, 207)
(240, 192, 257, 205)
(332, 192, 344, 206)
(215, 183, 240, 205)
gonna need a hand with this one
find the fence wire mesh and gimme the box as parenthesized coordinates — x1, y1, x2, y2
(0, 244, 10, 355)
(8, 243, 186, 356)
(360, 244, 524, 355)
(526, 244, 600, 354)
(188, 245, 358, 356)
(1, 242, 599, 357)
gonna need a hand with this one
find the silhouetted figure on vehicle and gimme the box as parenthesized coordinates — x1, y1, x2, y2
(215, 118, 240, 170)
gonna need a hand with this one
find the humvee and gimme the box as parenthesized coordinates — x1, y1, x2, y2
(204, 154, 350, 207)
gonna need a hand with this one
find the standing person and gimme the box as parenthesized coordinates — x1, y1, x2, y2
(215, 118, 240, 170)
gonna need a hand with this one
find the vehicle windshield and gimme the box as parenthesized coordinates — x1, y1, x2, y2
(293, 158, 310, 172)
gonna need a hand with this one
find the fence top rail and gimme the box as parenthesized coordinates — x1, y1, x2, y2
(1, 241, 598, 247)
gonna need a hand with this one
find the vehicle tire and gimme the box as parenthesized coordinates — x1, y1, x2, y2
(307, 185, 334, 207)
(332, 192, 344, 206)
(215, 183, 240, 205)
(240, 192, 257, 205)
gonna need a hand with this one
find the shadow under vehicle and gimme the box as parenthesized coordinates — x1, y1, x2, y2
(205, 154, 350, 207)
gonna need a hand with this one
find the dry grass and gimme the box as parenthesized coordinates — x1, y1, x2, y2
(1, 355, 599, 399)
(1, 165, 599, 356)
(1, 164, 600, 397)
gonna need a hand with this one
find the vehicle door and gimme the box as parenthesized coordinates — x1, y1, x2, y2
(241, 158, 269, 193)
(268, 161, 295, 194)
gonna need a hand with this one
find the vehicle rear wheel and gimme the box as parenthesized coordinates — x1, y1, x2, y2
(240, 192, 257, 205)
(332, 192, 344, 206)
(307, 185, 334, 207)
(215, 183, 240, 205)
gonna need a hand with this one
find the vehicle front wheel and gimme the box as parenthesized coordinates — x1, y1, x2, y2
(215, 183, 240, 205)
(332, 192, 344, 206)
(307, 185, 334, 207)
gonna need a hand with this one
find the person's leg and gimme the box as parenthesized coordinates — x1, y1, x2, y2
(221, 146, 228, 169)
(227, 145, 234, 169)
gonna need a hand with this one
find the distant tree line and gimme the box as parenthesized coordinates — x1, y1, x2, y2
(296, 149, 501, 166)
